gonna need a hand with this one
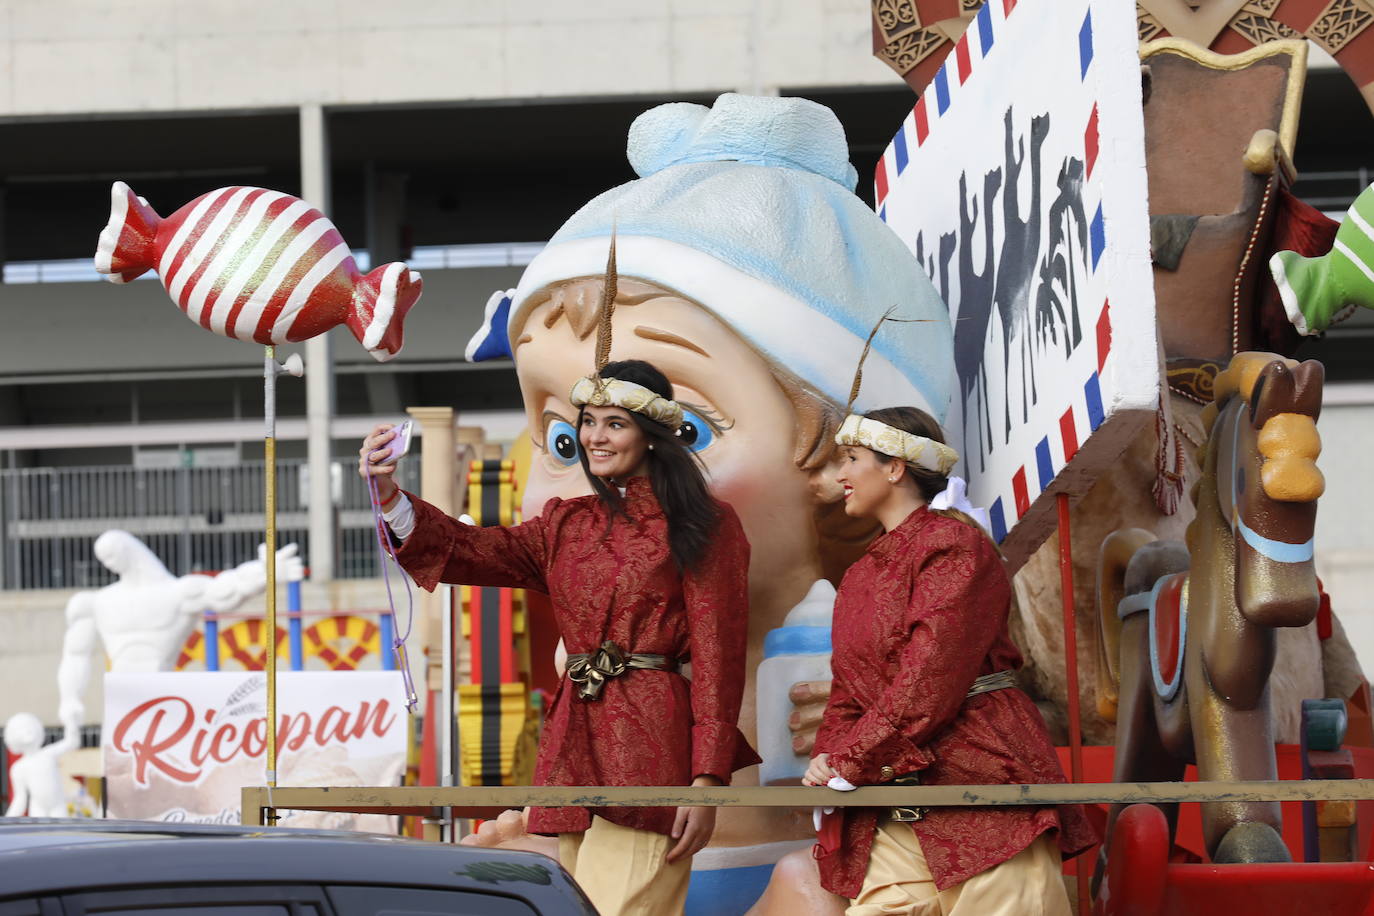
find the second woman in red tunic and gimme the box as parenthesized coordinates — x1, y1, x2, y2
(803, 406, 1097, 915)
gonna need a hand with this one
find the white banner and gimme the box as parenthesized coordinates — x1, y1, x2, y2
(103, 671, 407, 830)
(875, 0, 1158, 567)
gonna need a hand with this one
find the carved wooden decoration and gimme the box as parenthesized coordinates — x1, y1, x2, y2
(873, 0, 1374, 114)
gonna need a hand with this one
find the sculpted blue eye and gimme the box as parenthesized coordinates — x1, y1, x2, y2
(676, 409, 715, 453)
(545, 420, 580, 466)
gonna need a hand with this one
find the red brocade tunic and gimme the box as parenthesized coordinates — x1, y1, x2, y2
(813, 506, 1098, 896)
(392, 477, 760, 836)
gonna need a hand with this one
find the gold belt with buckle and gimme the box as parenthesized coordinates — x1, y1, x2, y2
(884, 669, 1019, 822)
(565, 640, 678, 700)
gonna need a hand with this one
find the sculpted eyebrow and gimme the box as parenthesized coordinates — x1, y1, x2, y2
(633, 325, 709, 357)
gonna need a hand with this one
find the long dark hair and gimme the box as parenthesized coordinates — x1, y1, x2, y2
(577, 359, 721, 571)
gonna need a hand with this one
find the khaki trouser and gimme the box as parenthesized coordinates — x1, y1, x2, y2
(847, 823, 1071, 916)
(558, 815, 692, 916)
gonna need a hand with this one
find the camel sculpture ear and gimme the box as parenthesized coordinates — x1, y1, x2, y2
(1289, 359, 1324, 422)
(1247, 358, 1295, 429)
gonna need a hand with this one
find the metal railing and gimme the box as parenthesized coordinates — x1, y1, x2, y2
(0, 458, 419, 589)
(238, 780, 1374, 826)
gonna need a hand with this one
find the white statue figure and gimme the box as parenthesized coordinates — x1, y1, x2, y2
(4, 710, 80, 817)
(57, 530, 304, 728)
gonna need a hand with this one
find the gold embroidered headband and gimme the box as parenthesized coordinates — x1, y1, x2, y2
(835, 414, 960, 475)
(569, 230, 685, 430)
(570, 376, 684, 428)
(833, 306, 959, 475)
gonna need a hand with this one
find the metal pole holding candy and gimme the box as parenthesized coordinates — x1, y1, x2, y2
(263, 346, 303, 788)
(94, 180, 423, 795)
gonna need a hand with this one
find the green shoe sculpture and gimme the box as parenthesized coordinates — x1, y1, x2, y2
(1270, 183, 1374, 335)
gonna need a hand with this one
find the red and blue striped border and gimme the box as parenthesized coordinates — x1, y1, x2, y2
(874, 4, 1114, 545)
(987, 6, 1109, 543)
(875, 0, 1004, 218)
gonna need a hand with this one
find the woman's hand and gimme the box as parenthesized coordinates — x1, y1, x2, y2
(801, 752, 836, 787)
(358, 424, 400, 506)
(667, 775, 722, 863)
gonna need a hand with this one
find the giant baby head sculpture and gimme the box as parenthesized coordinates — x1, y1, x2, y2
(467, 91, 956, 887)
(481, 95, 955, 640)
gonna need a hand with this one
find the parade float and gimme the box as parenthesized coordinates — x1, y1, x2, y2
(858, 1, 1374, 912)
(6, 0, 1373, 914)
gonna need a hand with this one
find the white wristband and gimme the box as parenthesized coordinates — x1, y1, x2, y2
(382, 493, 416, 540)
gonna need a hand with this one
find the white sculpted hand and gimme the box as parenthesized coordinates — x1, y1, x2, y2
(788, 679, 833, 756)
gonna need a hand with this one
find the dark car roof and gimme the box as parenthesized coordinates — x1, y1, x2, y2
(0, 818, 595, 914)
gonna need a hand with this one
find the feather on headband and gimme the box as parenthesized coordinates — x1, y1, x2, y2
(568, 232, 685, 429)
(834, 307, 960, 474)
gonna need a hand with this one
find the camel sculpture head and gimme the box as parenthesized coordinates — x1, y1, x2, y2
(1197, 352, 1324, 628)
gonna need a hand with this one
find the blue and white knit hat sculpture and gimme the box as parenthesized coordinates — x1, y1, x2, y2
(468, 93, 955, 421)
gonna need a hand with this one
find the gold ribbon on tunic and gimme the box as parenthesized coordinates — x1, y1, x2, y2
(964, 669, 1017, 698)
(565, 640, 675, 700)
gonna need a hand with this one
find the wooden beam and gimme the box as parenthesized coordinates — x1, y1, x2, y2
(242, 779, 1374, 825)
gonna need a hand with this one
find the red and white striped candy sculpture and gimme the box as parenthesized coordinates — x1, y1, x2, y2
(94, 181, 421, 361)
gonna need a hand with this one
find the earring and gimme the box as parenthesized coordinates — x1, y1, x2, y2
(648, 443, 655, 451)
(888, 477, 896, 483)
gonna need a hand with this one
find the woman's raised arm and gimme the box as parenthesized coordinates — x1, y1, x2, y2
(359, 424, 552, 593)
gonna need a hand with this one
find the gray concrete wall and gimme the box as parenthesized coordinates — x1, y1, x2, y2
(0, 0, 892, 117)
(1313, 398, 1374, 679)
(0, 587, 96, 727)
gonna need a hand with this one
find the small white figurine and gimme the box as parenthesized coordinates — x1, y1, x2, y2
(57, 530, 304, 729)
(4, 710, 80, 817)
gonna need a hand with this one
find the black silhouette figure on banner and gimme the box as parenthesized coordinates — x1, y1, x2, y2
(926, 106, 1087, 472)
(951, 166, 1002, 473)
(1035, 155, 1088, 359)
(993, 108, 1051, 441)
(914, 228, 958, 308)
